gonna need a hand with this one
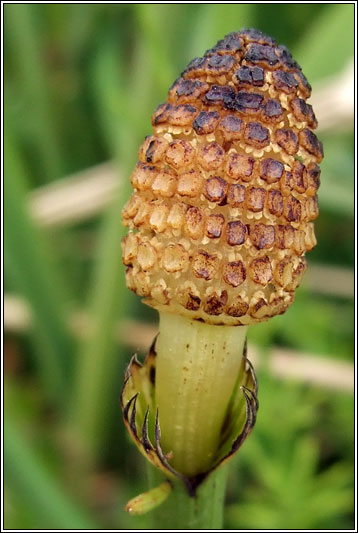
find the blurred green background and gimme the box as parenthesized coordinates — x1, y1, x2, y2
(4, 3, 354, 530)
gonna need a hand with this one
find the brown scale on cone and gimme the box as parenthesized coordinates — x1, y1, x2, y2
(122, 28, 323, 326)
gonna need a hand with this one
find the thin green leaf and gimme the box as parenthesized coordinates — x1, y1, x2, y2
(4, 4, 63, 181)
(4, 415, 98, 530)
(70, 33, 136, 463)
(4, 127, 73, 407)
(318, 132, 354, 216)
(134, 5, 177, 95)
(188, 4, 254, 59)
(294, 4, 354, 83)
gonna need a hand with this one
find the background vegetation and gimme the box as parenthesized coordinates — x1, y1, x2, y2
(4, 4, 354, 530)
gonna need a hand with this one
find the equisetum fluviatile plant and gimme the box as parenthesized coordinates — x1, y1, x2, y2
(120, 28, 322, 521)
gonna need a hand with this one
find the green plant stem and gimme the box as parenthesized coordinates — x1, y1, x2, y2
(139, 314, 247, 528)
(155, 312, 247, 477)
(147, 464, 229, 529)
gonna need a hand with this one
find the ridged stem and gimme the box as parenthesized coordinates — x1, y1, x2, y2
(155, 312, 247, 477)
(147, 464, 229, 529)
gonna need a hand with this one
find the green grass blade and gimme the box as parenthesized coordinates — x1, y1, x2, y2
(70, 32, 137, 464)
(316, 131, 354, 216)
(134, 5, 176, 95)
(4, 4, 63, 182)
(187, 4, 254, 59)
(4, 415, 98, 530)
(294, 4, 354, 83)
(4, 128, 73, 406)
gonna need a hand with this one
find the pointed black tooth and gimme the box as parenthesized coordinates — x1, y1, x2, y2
(123, 393, 138, 422)
(242, 385, 259, 414)
(243, 337, 248, 358)
(124, 353, 142, 380)
(121, 371, 135, 409)
(250, 390, 259, 413)
(229, 386, 256, 451)
(210, 389, 255, 472)
(154, 408, 161, 445)
(242, 387, 257, 427)
(154, 410, 166, 461)
(130, 394, 139, 437)
(241, 385, 251, 396)
(245, 357, 258, 395)
(242, 386, 253, 412)
(123, 401, 130, 422)
(141, 406, 153, 452)
(153, 409, 188, 485)
(154, 409, 169, 471)
(245, 356, 254, 372)
(204, 365, 259, 480)
(149, 334, 159, 357)
(242, 387, 253, 429)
